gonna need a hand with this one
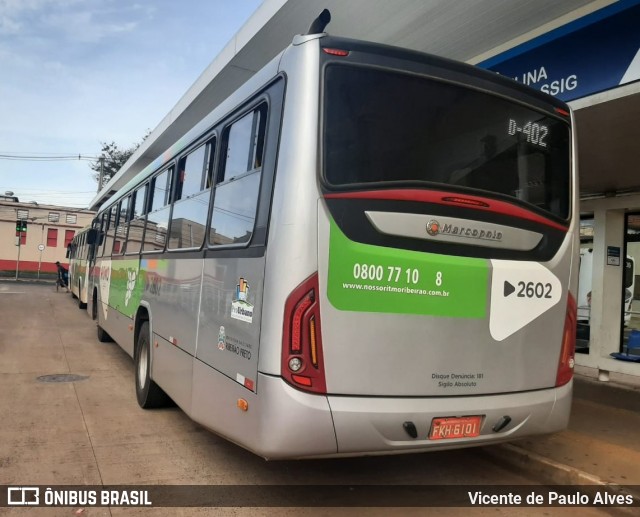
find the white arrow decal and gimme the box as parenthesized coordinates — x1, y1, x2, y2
(490, 260, 562, 341)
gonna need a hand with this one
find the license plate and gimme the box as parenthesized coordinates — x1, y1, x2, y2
(429, 415, 482, 440)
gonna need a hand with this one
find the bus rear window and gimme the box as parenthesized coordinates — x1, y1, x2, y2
(323, 65, 571, 220)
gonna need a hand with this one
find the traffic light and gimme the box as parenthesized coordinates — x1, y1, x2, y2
(15, 220, 27, 232)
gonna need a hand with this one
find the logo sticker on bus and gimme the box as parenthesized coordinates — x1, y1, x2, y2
(218, 326, 226, 350)
(231, 277, 254, 323)
(99, 260, 111, 320)
(125, 269, 138, 307)
(426, 218, 503, 242)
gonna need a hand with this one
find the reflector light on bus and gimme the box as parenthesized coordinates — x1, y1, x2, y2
(282, 273, 327, 394)
(323, 48, 349, 57)
(555, 107, 570, 117)
(556, 292, 576, 387)
(291, 375, 312, 387)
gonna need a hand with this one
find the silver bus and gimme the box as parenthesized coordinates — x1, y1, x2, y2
(87, 20, 578, 459)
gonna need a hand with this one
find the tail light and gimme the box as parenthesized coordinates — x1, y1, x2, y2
(556, 292, 577, 387)
(282, 273, 327, 394)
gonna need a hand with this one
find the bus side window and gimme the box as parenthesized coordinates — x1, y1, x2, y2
(110, 203, 122, 255)
(95, 216, 103, 258)
(114, 196, 130, 255)
(205, 138, 217, 190)
(209, 105, 266, 246)
(143, 168, 173, 252)
(168, 141, 214, 249)
(126, 184, 148, 255)
(100, 209, 114, 257)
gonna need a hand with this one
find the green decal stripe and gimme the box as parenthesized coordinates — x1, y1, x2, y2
(109, 259, 142, 318)
(327, 218, 489, 318)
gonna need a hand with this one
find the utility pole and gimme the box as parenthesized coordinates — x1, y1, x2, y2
(97, 156, 105, 192)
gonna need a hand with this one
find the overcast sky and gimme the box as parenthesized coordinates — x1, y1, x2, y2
(0, 0, 263, 208)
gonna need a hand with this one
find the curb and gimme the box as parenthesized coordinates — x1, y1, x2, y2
(481, 443, 640, 511)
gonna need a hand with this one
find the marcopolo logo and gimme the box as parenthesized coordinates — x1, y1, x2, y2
(426, 220, 440, 236)
(425, 219, 503, 242)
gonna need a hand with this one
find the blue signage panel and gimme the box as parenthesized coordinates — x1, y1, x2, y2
(478, 0, 640, 101)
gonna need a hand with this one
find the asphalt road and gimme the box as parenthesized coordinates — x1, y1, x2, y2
(0, 281, 615, 516)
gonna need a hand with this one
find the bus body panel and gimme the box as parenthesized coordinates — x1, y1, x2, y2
(105, 306, 134, 357)
(81, 267, 89, 305)
(196, 255, 266, 393)
(190, 366, 338, 460)
(69, 261, 89, 304)
(318, 202, 574, 396)
(142, 257, 203, 357)
(257, 38, 324, 377)
(152, 332, 194, 413)
(97, 257, 136, 355)
(192, 366, 569, 459)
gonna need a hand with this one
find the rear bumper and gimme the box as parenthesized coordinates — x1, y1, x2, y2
(255, 374, 572, 459)
(327, 380, 572, 455)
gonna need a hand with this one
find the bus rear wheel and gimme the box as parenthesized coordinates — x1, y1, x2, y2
(135, 321, 170, 408)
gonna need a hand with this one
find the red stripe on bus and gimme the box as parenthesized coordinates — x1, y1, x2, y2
(323, 189, 569, 232)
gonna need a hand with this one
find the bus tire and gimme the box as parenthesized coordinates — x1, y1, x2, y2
(135, 321, 169, 409)
(97, 324, 112, 343)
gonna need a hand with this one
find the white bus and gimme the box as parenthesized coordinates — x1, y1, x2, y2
(87, 13, 578, 459)
(68, 225, 98, 309)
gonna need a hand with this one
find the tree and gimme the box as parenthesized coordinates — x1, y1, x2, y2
(90, 131, 150, 188)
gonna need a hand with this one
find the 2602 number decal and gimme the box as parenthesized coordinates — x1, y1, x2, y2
(517, 281, 552, 299)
